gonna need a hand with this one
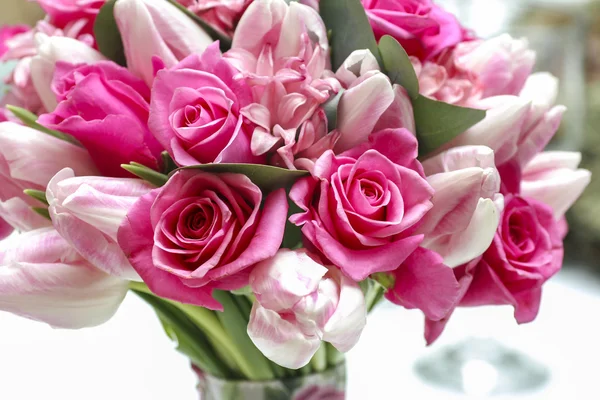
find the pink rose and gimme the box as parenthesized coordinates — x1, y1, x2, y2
(149, 43, 260, 166)
(0, 122, 98, 233)
(290, 129, 433, 282)
(362, 0, 471, 60)
(47, 168, 153, 280)
(176, 0, 252, 36)
(36, 0, 105, 40)
(0, 25, 29, 57)
(0, 227, 128, 328)
(118, 169, 289, 309)
(39, 61, 163, 177)
(248, 249, 366, 369)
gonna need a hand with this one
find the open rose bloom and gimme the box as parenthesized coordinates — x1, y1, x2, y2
(0, 0, 591, 396)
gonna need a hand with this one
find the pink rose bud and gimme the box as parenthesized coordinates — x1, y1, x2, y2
(149, 43, 260, 166)
(0, 228, 128, 328)
(248, 249, 366, 369)
(0, 122, 98, 233)
(291, 129, 433, 282)
(30, 33, 106, 111)
(118, 169, 289, 309)
(39, 61, 163, 177)
(114, 0, 213, 85)
(418, 146, 503, 268)
(454, 34, 536, 98)
(47, 168, 153, 280)
(521, 152, 591, 219)
(362, 0, 471, 60)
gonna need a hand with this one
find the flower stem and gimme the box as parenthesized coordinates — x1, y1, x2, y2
(310, 343, 328, 372)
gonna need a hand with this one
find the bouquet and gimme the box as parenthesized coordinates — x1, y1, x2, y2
(0, 0, 591, 397)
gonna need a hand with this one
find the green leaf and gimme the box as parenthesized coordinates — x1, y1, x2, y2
(23, 189, 49, 206)
(132, 289, 230, 378)
(378, 35, 420, 99)
(413, 96, 487, 156)
(7, 105, 80, 145)
(281, 196, 303, 249)
(212, 290, 276, 380)
(94, 0, 126, 66)
(178, 164, 309, 193)
(160, 151, 178, 175)
(121, 162, 169, 187)
(32, 207, 51, 220)
(320, 0, 382, 70)
(321, 90, 344, 131)
(166, 0, 232, 52)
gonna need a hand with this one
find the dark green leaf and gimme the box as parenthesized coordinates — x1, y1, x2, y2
(320, 0, 382, 70)
(7, 105, 80, 146)
(413, 96, 486, 156)
(321, 90, 344, 131)
(166, 0, 232, 52)
(23, 189, 49, 206)
(121, 162, 169, 187)
(212, 291, 276, 380)
(282, 196, 304, 249)
(378, 35, 419, 99)
(32, 207, 51, 220)
(178, 164, 309, 193)
(132, 289, 230, 378)
(160, 151, 178, 175)
(94, 0, 126, 66)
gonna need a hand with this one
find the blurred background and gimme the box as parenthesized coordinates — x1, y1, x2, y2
(0, 0, 599, 399)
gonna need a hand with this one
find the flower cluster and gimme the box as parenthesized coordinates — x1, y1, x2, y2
(0, 0, 590, 375)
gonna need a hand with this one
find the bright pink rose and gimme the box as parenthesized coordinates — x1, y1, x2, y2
(36, 0, 105, 40)
(0, 25, 29, 57)
(177, 0, 252, 36)
(226, 0, 341, 168)
(425, 195, 565, 344)
(118, 169, 289, 309)
(248, 249, 366, 369)
(39, 61, 163, 177)
(149, 43, 260, 166)
(290, 129, 433, 282)
(362, 0, 471, 60)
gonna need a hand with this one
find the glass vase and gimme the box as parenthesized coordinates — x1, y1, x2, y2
(195, 363, 346, 400)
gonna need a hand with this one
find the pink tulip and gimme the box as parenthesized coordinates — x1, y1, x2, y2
(521, 152, 591, 219)
(176, 0, 252, 37)
(0, 122, 98, 232)
(248, 249, 366, 369)
(47, 168, 153, 280)
(0, 228, 128, 328)
(114, 0, 213, 86)
(335, 49, 380, 88)
(226, 0, 340, 167)
(30, 33, 106, 111)
(333, 70, 414, 154)
(454, 34, 536, 98)
(0, 217, 13, 240)
(418, 146, 503, 267)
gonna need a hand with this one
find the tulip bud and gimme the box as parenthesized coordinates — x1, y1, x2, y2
(47, 168, 153, 280)
(248, 249, 366, 369)
(0, 228, 128, 328)
(114, 0, 213, 85)
(418, 146, 504, 268)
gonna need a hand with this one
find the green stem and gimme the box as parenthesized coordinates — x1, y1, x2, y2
(325, 343, 345, 368)
(366, 283, 386, 313)
(310, 344, 328, 373)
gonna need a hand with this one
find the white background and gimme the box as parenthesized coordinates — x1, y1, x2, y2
(0, 267, 599, 399)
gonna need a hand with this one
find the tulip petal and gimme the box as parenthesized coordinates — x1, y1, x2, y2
(0, 228, 128, 328)
(248, 302, 321, 369)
